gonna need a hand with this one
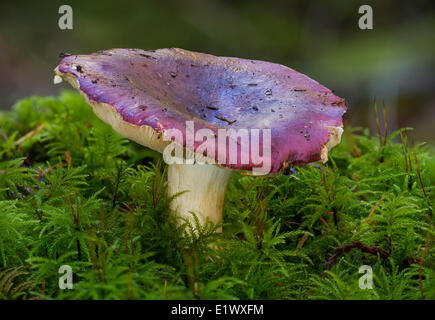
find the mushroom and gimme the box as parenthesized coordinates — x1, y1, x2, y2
(54, 48, 346, 232)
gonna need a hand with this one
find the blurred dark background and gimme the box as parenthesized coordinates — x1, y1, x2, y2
(1, 0, 434, 141)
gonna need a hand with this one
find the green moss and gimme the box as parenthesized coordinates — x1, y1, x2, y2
(0, 91, 433, 300)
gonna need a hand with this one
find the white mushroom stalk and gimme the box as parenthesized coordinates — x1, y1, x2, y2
(168, 164, 232, 230)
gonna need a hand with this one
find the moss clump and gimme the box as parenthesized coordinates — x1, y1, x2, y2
(0, 91, 433, 300)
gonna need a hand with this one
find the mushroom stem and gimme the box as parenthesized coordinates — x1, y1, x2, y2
(167, 163, 232, 232)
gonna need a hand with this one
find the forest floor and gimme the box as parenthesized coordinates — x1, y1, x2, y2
(0, 91, 433, 300)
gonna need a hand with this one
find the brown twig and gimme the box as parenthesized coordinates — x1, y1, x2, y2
(324, 241, 390, 270)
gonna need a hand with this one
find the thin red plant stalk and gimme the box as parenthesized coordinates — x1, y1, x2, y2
(343, 122, 361, 157)
(419, 251, 425, 300)
(41, 279, 46, 296)
(99, 206, 106, 241)
(419, 215, 432, 300)
(399, 129, 408, 172)
(258, 199, 267, 249)
(405, 131, 413, 171)
(124, 206, 135, 256)
(411, 142, 431, 299)
(331, 180, 335, 201)
(296, 233, 309, 250)
(98, 206, 107, 282)
(163, 279, 168, 299)
(253, 179, 269, 249)
(152, 173, 157, 208)
(74, 194, 80, 226)
(152, 159, 165, 208)
(66, 194, 82, 260)
(127, 270, 134, 300)
(374, 100, 384, 147)
(412, 142, 427, 199)
(322, 171, 331, 201)
(382, 101, 388, 146)
(87, 230, 103, 282)
(319, 217, 330, 228)
(112, 162, 123, 208)
(366, 197, 384, 223)
(354, 175, 359, 192)
(329, 174, 338, 226)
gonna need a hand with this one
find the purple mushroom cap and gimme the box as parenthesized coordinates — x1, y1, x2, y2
(55, 48, 346, 173)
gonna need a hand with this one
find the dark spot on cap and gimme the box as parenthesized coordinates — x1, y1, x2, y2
(215, 115, 236, 125)
(137, 53, 156, 59)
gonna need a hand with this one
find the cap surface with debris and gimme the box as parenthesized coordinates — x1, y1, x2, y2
(55, 48, 346, 173)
